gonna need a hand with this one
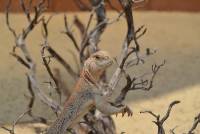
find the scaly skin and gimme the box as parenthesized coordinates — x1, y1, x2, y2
(46, 51, 132, 134)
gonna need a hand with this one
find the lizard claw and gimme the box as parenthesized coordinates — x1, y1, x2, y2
(122, 106, 133, 117)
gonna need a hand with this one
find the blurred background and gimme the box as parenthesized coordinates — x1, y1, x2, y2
(0, 0, 200, 134)
(0, 0, 200, 12)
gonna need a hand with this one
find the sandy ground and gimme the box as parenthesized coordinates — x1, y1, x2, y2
(0, 11, 200, 133)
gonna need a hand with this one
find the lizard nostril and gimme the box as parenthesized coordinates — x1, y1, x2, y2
(105, 56, 110, 60)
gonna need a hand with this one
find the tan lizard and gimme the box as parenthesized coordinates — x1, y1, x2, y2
(46, 51, 132, 134)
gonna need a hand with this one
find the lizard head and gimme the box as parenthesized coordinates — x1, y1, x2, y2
(83, 51, 113, 80)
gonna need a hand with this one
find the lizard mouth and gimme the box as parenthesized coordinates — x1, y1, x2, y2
(102, 59, 114, 68)
(107, 60, 113, 66)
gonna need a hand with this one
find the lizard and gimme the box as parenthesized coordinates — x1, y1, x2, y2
(46, 51, 133, 134)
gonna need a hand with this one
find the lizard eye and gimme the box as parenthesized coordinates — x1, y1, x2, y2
(94, 55, 101, 60)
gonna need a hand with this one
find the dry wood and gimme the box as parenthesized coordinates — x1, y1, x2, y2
(140, 100, 180, 134)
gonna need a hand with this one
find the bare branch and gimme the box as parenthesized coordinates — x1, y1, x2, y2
(6, 0, 62, 115)
(53, 68, 71, 98)
(26, 74, 35, 110)
(120, 48, 136, 68)
(0, 109, 30, 134)
(169, 126, 178, 134)
(74, 16, 86, 38)
(108, 0, 140, 91)
(10, 52, 30, 69)
(188, 113, 200, 134)
(22, 0, 47, 40)
(79, 0, 107, 63)
(119, 0, 135, 45)
(160, 101, 180, 123)
(41, 17, 62, 104)
(12, 109, 31, 131)
(5, 0, 17, 38)
(140, 100, 180, 134)
(80, 18, 107, 62)
(88, 0, 107, 52)
(133, 60, 166, 91)
(111, 0, 145, 59)
(125, 48, 157, 68)
(26, 76, 51, 125)
(62, 15, 80, 52)
(115, 60, 165, 104)
(20, 0, 31, 22)
(140, 110, 158, 119)
(1, 126, 14, 134)
(67, 49, 81, 73)
(79, 11, 95, 62)
(47, 46, 78, 80)
(136, 26, 147, 39)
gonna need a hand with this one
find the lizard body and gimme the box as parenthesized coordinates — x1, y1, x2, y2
(46, 51, 132, 134)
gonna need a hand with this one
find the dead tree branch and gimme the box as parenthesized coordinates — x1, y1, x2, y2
(115, 60, 165, 104)
(62, 15, 80, 52)
(46, 46, 78, 80)
(74, 16, 86, 38)
(41, 16, 78, 80)
(108, 0, 138, 91)
(10, 53, 30, 69)
(188, 113, 200, 134)
(140, 100, 180, 134)
(88, 0, 107, 52)
(79, 0, 107, 63)
(41, 16, 62, 104)
(6, 0, 61, 114)
(53, 68, 71, 99)
(6, 0, 17, 38)
(19, 0, 32, 22)
(26, 75, 48, 123)
(169, 126, 178, 134)
(0, 109, 30, 134)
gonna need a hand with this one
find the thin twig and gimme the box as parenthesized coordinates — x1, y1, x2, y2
(20, 0, 31, 22)
(188, 113, 200, 134)
(41, 17, 62, 104)
(140, 100, 180, 134)
(62, 15, 80, 52)
(47, 46, 78, 80)
(74, 16, 86, 38)
(5, 0, 17, 38)
(0, 109, 30, 134)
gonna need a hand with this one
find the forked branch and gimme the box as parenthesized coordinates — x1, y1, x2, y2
(62, 15, 80, 52)
(6, 0, 61, 114)
(115, 60, 165, 104)
(108, 0, 141, 91)
(140, 100, 180, 134)
(0, 109, 30, 134)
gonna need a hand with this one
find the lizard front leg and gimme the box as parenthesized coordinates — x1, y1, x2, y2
(95, 95, 133, 117)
